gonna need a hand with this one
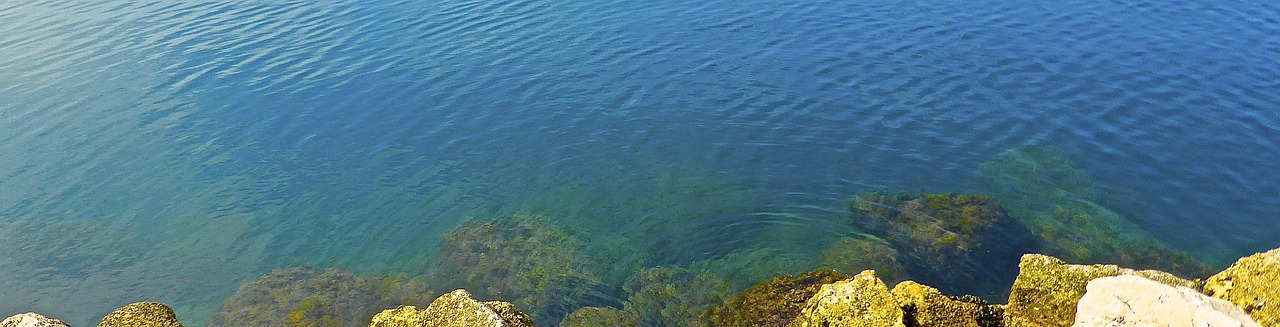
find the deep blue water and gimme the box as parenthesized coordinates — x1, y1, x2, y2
(2, 0, 1279, 325)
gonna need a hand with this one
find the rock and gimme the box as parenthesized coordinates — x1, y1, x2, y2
(1204, 247, 1280, 326)
(787, 270, 904, 327)
(1073, 275, 1260, 327)
(891, 281, 1003, 327)
(98, 302, 183, 327)
(368, 289, 534, 327)
(706, 269, 848, 327)
(1, 313, 70, 327)
(559, 307, 638, 327)
(817, 237, 910, 286)
(1004, 254, 1201, 327)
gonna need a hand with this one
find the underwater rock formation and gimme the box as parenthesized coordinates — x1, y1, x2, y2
(620, 266, 730, 327)
(788, 270, 904, 327)
(1, 313, 70, 327)
(210, 266, 432, 327)
(817, 236, 910, 286)
(1203, 247, 1280, 326)
(98, 302, 182, 327)
(431, 214, 606, 326)
(978, 144, 1211, 278)
(368, 289, 534, 327)
(848, 192, 1036, 298)
(706, 269, 848, 327)
(1003, 254, 1200, 327)
(558, 307, 638, 327)
(891, 281, 1003, 327)
(1073, 275, 1259, 327)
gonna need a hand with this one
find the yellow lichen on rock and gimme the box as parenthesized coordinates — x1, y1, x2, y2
(98, 302, 183, 327)
(1204, 247, 1280, 326)
(1003, 254, 1201, 327)
(368, 289, 534, 327)
(787, 270, 904, 327)
(891, 281, 1001, 327)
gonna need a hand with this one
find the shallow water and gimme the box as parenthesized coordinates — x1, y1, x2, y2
(2, 0, 1278, 325)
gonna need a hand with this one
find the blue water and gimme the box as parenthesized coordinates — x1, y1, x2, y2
(2, 0, 1279, 325)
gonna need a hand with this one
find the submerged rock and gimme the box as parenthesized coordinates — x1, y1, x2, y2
(1, 313, 70, 327)
(559, 307, 638, 327)
(368, 289, 534, 327)
(1204, 247, 1280, 326)
(98, 302, 182, 327)
(848, 192, 1036, 298)
(706, 270, 848, 327)
(432, 214, 605, 326)
(817, 237, 909, 286)
(891, 281, 1003, 327)
(1004, 254, 1201, 327)
(210, 266, 432, 327)
(620, 266, 730, 327)
(788, 270, 904, 327)
(978, 144, 1212, 278)
(1073, 275, 1259, 327)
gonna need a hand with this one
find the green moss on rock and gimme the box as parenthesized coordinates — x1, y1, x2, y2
(706, 270, 849, 327)
(1004, 254, 1200, 327)
(1204, 247, 1280, 326)
(788, 270, 904, 327)
(98, 302, 182, 327)
(368, 289, 534, 327)
(210, 267, 432, 327)
(559, 307, 639, 327)
(892, 281, 1003, 327)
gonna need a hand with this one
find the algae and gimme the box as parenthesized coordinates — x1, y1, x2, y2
(98, 302, 183, 327)
(1003, 254, 1200, 327)
(788, 270, 904, 327)
(209, 267, 432, 327)
(430, 214, 607, 326)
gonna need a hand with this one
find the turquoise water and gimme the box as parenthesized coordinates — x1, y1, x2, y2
(2, 0, 1278, 325)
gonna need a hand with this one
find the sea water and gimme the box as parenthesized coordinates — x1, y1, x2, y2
(1, 0, 1278, 325)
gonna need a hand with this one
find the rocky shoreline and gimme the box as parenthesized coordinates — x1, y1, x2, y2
(6, 247, 1276, 327)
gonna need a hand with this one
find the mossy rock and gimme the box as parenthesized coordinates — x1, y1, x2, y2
(99, 302, 182, 327)
(892, 281, 1003, 327)
(368, 289, 534, 327)
(1003, 254, 1200, 327)
(559, 307, 639, 327)
(431, 214, 606, 326)
(3, 313, 70, 327)
(818, 237, 909, 286)
(788, 270, 904, 327)
(210, 267, 432, 327)
(706, 270, 848, 327)
(621, 266, 730, 327)
(1204, 247, 1280, 326)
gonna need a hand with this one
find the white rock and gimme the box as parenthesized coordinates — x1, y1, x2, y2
(1073, 275, 1260, 327)
(0, 313, 70, 327)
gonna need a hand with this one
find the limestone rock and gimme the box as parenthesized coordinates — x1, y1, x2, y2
(891, 281, 1002, 327)
(98, 302, 183, 327)
(707, 269, 848, 327)
(368, 289, 534, 327)
(787, 270, 904, 327)
(1, 313, 70, 327)
(1073, 275, 1259, 327)
(1004, 254, 1201, 327)
(1205, 247, 1280, 326)
(559, 307, 638, 327)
